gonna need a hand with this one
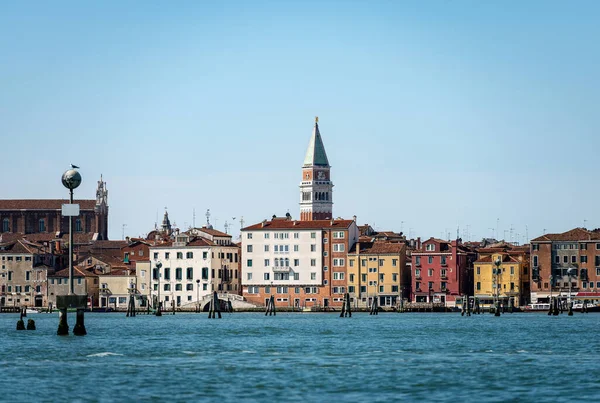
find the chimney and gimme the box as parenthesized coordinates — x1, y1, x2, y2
(330, 218, 334, 226)
(353, 215, 357, 222)
(293, 220, 298, 226)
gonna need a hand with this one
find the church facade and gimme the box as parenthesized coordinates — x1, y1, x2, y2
(0, 175, 109, 241)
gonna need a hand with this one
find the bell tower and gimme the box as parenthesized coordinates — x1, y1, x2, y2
(300, 117, 333, 221)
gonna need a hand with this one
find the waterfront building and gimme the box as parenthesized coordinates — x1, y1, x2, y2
(98, 268, 141, 310)
(0, 239, 62, 308)
(0, 175, 109, 241)
(530, 227, 600, 304)
(241, 216, 359, 308)
(411, 238, 475, 307)
(473, 242, 530, 308)
(347, 240, 409, 308)
(148, 231, 240, 309)
(47, 265, 99, 308)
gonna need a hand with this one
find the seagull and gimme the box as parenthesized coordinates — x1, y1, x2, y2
(71, 164, 80, 169)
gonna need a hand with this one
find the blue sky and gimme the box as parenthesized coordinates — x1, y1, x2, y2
(1, 0, 598, 242)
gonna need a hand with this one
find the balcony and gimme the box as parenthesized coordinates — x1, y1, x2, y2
(272, 266, 291, 273)
(441, 276, 448, 280)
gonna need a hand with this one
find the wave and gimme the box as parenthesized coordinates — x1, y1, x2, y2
(87, 352, 123, 358)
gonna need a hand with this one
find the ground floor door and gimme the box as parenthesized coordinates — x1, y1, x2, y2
(35, 296, 43, 307)
(323, 298, 329, 307)
(177, 296, 181, 306)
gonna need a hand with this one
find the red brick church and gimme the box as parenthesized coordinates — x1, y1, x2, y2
(0, 175, 109, 242)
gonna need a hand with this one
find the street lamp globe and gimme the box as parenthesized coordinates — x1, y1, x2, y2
(61, 169, 82, 190)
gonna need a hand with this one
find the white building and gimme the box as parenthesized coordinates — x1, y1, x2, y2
(148, 232, 240, 308)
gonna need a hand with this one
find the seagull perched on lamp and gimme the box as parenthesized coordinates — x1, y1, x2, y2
(71, 164, 80, 169)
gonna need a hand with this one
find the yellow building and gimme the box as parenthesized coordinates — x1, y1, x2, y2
(473, 243, 530, 308)
(347, 240, 408, 308)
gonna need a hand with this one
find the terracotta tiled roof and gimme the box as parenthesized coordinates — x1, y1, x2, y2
(243, 219, 354, 231)
(191, 227, 231, 237)
(90, 240, 128, 249)
(531, 228, 600, 242)
(349, 240, 406, 255)
(187, 238, 215, 247)
(100, 268, 135, 276)
(0, 240, 40, 254)
(52, 266, 98, 278)
(0, 199, 96, 210)
(0, 232, 96, 245)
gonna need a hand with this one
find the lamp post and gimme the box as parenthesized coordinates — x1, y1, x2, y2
(155, 261, 162, 317)
(567, 267, 575, 316)
(494, 257, 501, 316)
(57, 167, 87, 336)
(196, 279, 200, 313)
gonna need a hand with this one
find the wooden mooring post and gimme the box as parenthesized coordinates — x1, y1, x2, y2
(340, 293, 352, 317)
(126, 292, 136, 317)
(208, 291, 222, 319)
(265, 295, 276, 316)
(369, 297, 379, 315)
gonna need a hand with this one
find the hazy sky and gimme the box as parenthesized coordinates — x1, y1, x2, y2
(1, 1, 598, 242)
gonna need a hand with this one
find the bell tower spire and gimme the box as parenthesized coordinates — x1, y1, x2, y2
(299, 117, 333, 221)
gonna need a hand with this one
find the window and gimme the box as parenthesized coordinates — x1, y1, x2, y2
(426, 244, 435, 251)
(247, 233, 253, 239)
(264, 273, 270, 281)
(477, 282, 481, 291)
(428, 269, 433, 277)
(294, 273, 299, 281)
(333, 272, 345, 280)
(555, 256, 560, 264)
(428, 282, 434, 290)
(75, 219, 82, 232)
(532, 244, 539, 251)
(38, 219, 45, 232)
(441, 269, 447, 278)
(428, 256, 433, 264)
(175, 284, 182, 291)
(164, 284, 170, 291)
(311, 259, 316, 266)
(441, 256, 447, 265)
(2, 218, 9, 232)
(572, 255, 577, 263)
(392, 259, 397, 267)
(415, 269, 421, 277)
(186, 252, 193, 258)
(333, 258, 345, 266)
(333, 244, 345, 252)
(175, 268, 182, 280)
(25, 271, 30, 281)
(264, 233, 270, 239)
(294, 259, 299, 267)
(379, 259, 384, 266)
(581, 255, 588, 264)
(533, 256, 538, 266)
(247, 259, 253, 267)
(323, 238, 328, 244)
(597, 244, 600, 250)
(165, 252, 170, 259)
(415, 256, 421, 265)
(164, 268, 171, 280)
(581, 243, 588, 250)
(264, 286, 271, 294)
(323, 266, 328, 271)
(333, 232, 345, 239)
(563, 256, 568, 264)
(247, 245, 253, 253)
(510, 266, 514, 275)
(311, 272, 316, 280)
(247, 273, 252, 281)
(186, 267, 193, 280)
(310, 244, 316, 252)
(311, 232, 316, 239)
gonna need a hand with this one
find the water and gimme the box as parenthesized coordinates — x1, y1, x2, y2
(2, 312, 600, 402)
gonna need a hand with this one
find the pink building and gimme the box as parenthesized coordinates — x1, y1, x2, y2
(411, 238, 475, 307)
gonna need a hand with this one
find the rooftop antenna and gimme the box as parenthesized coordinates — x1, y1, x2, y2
(496, 218, 500, 241)
(489, 228, 495, 238)
(510, 224, 514, 243)
(224, 221, 230, 234)
(205, 209, 211, 226)
(543, 228, 547, 235)
(155, 209, 158, 229)
(584, 219, 587, 229)
(240, 216, 245, 229)
(525, 225, 529, 242)
(122, 224, 127, 240)
(193, 208, 196, 228)
(400, 221, 404, 233)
